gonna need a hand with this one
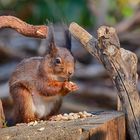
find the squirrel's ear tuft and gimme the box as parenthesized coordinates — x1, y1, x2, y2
(63, 25, 71, 51)
(48, 23, 55, 47)
(48, 23, 57, 56)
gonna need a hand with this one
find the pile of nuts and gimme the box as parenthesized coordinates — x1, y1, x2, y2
(49, 111, 94, 121)
(25, 111, 94, 126)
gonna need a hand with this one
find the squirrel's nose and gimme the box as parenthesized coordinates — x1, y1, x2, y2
(68, 71, 73, 76)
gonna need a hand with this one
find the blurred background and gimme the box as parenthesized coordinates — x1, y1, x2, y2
(1, 0, 140, 120)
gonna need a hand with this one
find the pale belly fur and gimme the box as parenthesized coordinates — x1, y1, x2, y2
(31, 93, 61, 118)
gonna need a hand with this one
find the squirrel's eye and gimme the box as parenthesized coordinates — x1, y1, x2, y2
(55, 57, 61, 64)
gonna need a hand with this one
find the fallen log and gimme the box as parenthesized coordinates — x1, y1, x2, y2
(69, 22, 140, 140)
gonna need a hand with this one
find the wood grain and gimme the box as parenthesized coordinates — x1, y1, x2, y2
(0, 111, 125, 140)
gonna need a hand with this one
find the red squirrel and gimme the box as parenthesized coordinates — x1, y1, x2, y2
(9, 25, 78, 124)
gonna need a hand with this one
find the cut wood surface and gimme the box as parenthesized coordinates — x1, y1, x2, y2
(0, 16, 48, 38)
(0, 111, 125, 140)
(69, 22, 140, 140)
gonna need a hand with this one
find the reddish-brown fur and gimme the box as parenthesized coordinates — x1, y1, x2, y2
(9, 27, 78, 124)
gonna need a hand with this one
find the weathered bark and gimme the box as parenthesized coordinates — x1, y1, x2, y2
(0, 16, 48, 38)
(69, 22, 140, 140)
(0, 99, 5, 128)
(0, 111, 125, 140)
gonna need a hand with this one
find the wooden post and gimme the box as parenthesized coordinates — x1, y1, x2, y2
(69, 22, 140, 140)
(0, 111, 125, 140)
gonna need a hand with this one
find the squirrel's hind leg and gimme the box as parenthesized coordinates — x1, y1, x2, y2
(10, 86, 36, 124)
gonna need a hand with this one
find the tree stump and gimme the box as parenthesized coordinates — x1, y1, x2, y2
(0, 111, 125, 140)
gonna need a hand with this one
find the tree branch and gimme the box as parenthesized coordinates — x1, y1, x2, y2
(0, 16, 48, 38)
(69, 22, 140, 140)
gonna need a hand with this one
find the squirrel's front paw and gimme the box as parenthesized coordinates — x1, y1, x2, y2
(61, 81, 78, 95)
